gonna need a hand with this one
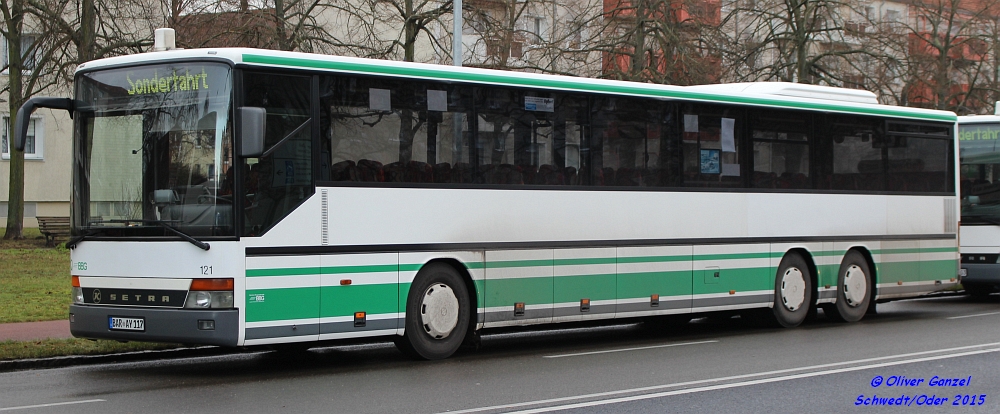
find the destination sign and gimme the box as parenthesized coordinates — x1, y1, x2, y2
(126, 68, 210, 96)
(959, 124, 1000, 141)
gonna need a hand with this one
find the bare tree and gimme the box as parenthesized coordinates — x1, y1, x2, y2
(594, 0, 720, 84)
(887, 0, 996, 112)
(170, 0, 374, 56)
(720, 0, 869, 84)
(0, 0, 72, 239)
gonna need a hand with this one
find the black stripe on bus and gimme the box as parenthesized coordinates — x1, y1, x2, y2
(315, 180, 956, 197)
(245, 233, 956, 257)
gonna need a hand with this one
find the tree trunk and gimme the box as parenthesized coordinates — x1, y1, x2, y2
(79, 0, 95, 62)
(404, 0, 416, 62)
(4, 0, 25, 239)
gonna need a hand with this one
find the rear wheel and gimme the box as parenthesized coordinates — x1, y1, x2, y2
(771, 253, 813, 328)
(828, 251, 872, 322)
(394, 263, 470, 360)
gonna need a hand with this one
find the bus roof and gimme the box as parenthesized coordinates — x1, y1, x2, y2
(78, 48, 957, 123)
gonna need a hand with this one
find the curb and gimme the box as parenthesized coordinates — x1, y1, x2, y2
(0, 346, 241, 372)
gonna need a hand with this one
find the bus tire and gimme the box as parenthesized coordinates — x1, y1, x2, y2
(772, 253, 812, 328)
(395, 263, 470, 360)
(829, 251, 871, 322)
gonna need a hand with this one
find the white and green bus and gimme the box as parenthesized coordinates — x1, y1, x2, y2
(18, 40, 960, 360)
(958, 115, 1000, 296)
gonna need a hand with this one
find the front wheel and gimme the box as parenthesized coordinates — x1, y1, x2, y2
(771, 253, 813, 328)
(394, 263, 471, 360)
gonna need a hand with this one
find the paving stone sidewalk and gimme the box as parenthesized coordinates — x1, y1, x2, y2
(0, 320, 73, 342)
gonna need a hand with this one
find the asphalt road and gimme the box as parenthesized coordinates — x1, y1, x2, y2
(1, 294, 999, 414)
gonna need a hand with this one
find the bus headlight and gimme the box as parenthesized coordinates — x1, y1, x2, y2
(191, 291, 212, 308)
(185, 278, 234, 309)
(71, 276, 83, 304)
(184, 291, 234, 309)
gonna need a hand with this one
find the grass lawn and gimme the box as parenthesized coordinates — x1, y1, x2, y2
(0, 227, 181, 360)
(0, 228, 71, 323)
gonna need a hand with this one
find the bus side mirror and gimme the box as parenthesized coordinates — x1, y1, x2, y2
(15, 97, 75, 151)
(240, 107, 266, 158)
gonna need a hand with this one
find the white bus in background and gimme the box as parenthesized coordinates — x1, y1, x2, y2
(17, 31, 960, 360)
(958, 115, 1000, 296)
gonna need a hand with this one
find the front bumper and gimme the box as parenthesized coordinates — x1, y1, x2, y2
(960, 263, 1000, 289)
(69, 305, 239, 346)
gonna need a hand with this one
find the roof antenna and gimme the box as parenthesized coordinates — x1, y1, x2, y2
(153, 28, 176, 52)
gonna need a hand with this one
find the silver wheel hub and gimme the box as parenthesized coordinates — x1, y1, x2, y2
(781, 267, 806, 312)
(420, 283, 460, 339)
(843, 265, 868, 307)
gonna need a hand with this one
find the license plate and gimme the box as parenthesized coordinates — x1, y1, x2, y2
(959, 268, 968, 277)
(109, 316, 145, 331)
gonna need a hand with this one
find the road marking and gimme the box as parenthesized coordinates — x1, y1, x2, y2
(0, 399, 105, 411)
(504, 347, 1000, 413)
(947, 311, 1000, 320)
(441, 342, 1000, 414)
(542, 340, 718, 358)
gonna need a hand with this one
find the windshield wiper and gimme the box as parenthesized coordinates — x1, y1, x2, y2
(106, 219, 210, 251)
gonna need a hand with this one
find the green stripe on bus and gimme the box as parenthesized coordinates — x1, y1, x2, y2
(247, 264, 399, 277)
(242, 54, 956, 122)
(483, 259, 553, 269)
(484, 277, 554, 307)
(874, 247, 958, 255)
(246, 267, 323, 277)
(245, 257, 954, 323)
(321, 284, 398, 317)
(616, 255, 692, 264)
(617, 270, 693, 299)
(480, 252, 772, 270)
(919, 259, 960, 279)
(692, 267, 773, 295)
(246, 287, 320, 322)
(554, 273, 617, 302)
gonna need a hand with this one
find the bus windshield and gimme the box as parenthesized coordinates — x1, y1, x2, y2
(960, 122, 1000, 225)
(73, 63, 234, 238)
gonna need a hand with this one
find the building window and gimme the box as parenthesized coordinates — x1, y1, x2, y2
(2, 35, 38, 72)
(529, 16, 547, 43)
(2, 116, 43, 160)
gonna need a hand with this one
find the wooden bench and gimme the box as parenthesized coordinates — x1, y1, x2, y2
(36, 216, 71, 247)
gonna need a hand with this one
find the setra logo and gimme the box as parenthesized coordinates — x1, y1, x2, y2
(92, 289, 102, 304)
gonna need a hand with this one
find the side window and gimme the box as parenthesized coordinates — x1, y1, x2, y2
(474, 87, 588, 185)
(242, 72, 312, 236)
(820, 116, 884, 191)
(590, 97, 678, 187)
(886, 122, 953, 193)
(751, 109, 810, 189)
(681, 104, 742, 188)
(320, 76, 474, 184)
